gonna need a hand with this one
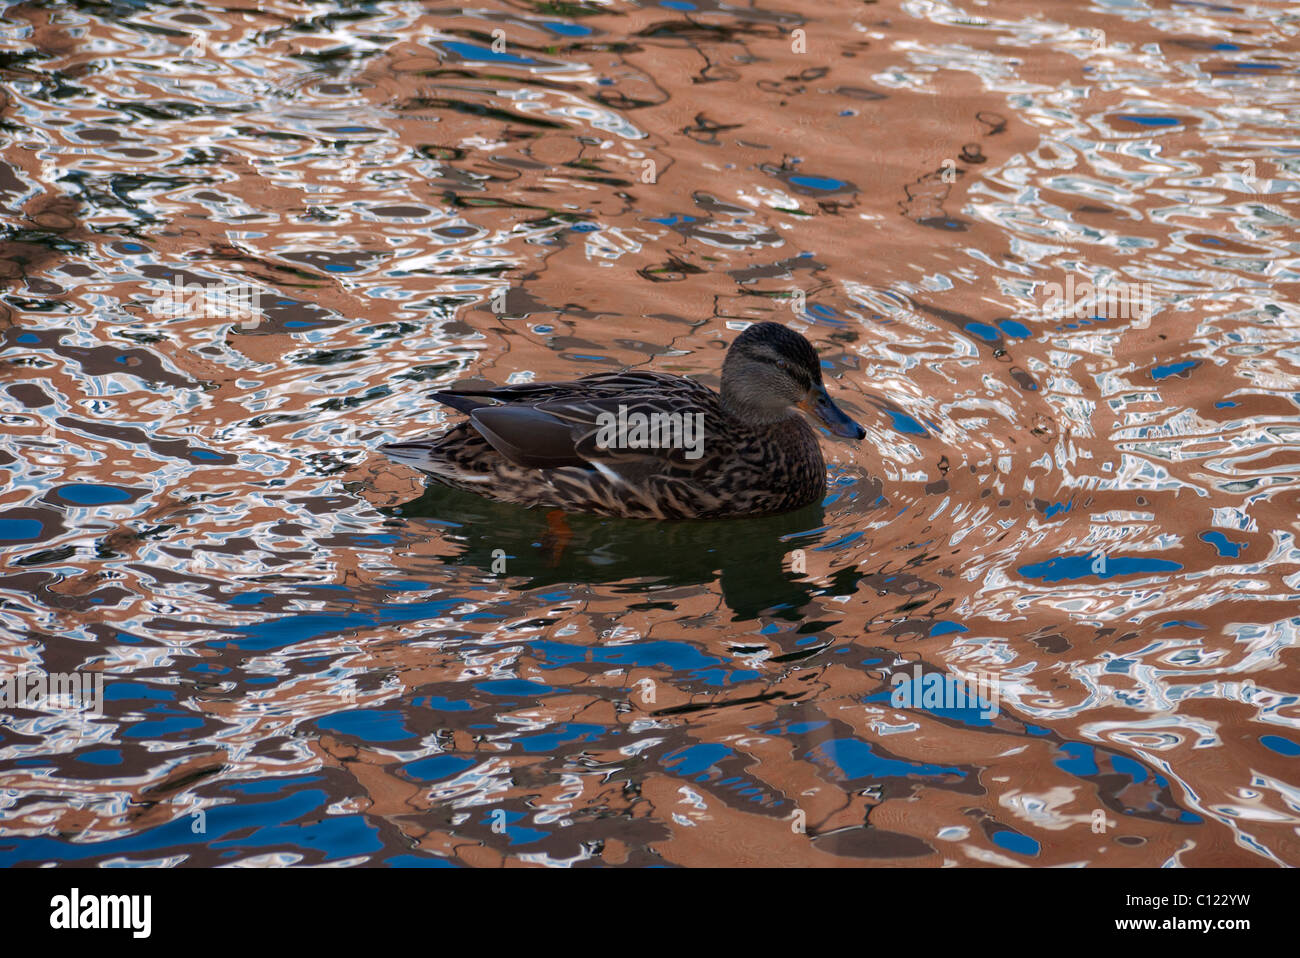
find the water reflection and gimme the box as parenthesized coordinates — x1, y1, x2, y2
(386, 482, 839, 619)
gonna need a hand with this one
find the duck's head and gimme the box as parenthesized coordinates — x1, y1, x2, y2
(721, 322, 866, 439)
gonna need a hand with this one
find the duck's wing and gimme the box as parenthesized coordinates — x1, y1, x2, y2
(431, 371, 681, 409)
(438, 375, 722, 475)
(462, 404, 590, 469)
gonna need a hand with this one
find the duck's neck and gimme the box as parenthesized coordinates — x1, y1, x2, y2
(719, 366, 795, 428)
(720, 390, 795, 428)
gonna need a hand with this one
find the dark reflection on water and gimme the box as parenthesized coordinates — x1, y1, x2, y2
(384, 480, 839, 619)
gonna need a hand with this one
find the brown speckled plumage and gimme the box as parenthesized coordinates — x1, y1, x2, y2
(382, 324, 863, 520)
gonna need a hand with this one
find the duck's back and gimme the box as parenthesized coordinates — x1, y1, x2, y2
(383, 371, 826, 519)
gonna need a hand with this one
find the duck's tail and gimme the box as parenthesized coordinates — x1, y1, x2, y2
(380, 439, 437, 465)
(378, 391, 488, 470)
(380, 426, 498, 486)
(430, 390, 495, 416)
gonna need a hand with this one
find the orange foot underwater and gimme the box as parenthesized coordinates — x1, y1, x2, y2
(543, 509, 573, 566)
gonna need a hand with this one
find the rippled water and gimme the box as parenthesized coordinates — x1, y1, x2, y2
(1, 0, 1298, 867)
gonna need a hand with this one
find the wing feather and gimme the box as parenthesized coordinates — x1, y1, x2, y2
(434, 374, 720, 475)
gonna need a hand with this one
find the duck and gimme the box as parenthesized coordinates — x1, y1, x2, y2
(381, 322, 865, 519)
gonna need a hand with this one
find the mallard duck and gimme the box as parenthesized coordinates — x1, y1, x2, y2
(381, 322, 865, 519)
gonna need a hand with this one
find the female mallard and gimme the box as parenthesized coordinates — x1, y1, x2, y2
(381, 322, 865, 519)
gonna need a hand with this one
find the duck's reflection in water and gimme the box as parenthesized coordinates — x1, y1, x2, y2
(384, 482, 850, 620)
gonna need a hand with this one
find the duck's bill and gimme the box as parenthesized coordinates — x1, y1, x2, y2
(800, 387, 866, 440)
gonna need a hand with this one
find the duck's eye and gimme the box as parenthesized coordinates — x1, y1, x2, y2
(776, 359, 789, 371)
